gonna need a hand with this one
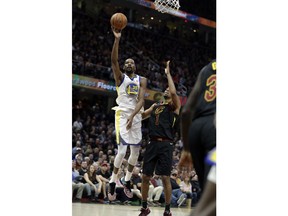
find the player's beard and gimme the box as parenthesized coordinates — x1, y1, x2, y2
(125, 68, 133, 75)
(126, 70, 133, 75)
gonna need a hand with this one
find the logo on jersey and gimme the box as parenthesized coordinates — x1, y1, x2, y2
(155, 106, 165, 115)
(154, 106, 165, 126)
(206, 148, 216, 165)
(125, 83, 139, 95)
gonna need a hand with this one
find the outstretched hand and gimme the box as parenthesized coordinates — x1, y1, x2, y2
(111, 26, 121, 39)
(178, 150, 193, 174)
(151, 102, 158, 109)
(166, 60, 170, 67)
(165, 60, 170, 75)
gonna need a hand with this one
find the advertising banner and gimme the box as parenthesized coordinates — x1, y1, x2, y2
(73, 74, 116, 92)
(72, 74, 187, 105)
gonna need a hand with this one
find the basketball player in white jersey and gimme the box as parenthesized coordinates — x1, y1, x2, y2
(108, 27, 147, 201)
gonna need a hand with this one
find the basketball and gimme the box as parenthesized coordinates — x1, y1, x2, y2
(110, 13, 127, 30)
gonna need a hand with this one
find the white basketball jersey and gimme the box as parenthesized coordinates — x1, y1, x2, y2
(116, 74, 141, 110)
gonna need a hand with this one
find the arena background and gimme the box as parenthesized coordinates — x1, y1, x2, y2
(72, 0, 216, 214)
(2, 0, 288, 216)
(72, 0, 216, 128)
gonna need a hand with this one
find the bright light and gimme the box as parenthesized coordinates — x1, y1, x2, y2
(151, 17, 154, 20)
(193, 29, 197, 32)
(142, 17, 145, 20)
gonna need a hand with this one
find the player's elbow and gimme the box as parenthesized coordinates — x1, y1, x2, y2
(170, 92, 177, 98)
(142, 112, 150, 120)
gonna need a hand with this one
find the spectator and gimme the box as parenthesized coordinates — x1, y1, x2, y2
(180, 175, 192, 206)
(191, 171, 201, 207)
(88, 153, 95, 166)
(72, 140, 82, 158)
(74, 154, 82, 170)
(130, 167, 143, 201)
(170, 169, 187, 207)
(78, 161, 88, 176)
(72, 160, 85, 202)
(180, 175, 192, 196)
(73, 116, 83, 132)
(96, 162, 111, 201)
(84, 144, 93, 156)
(147, 175, 164, 206)
(83, 165, 103, 201)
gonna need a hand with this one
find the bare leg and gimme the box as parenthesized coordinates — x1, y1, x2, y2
(162, 175, 172, 205)
(102, 182, 107, 198)
(141, 174, 151, 202)
(162, 175, 172, 213)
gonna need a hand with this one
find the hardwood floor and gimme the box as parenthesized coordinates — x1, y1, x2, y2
(72, 203, 193, 216)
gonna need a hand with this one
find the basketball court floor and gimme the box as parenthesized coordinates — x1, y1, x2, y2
(72, 203, 193, 216)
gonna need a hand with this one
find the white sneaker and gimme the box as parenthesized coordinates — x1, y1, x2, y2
(177, 194, 186, 206)
(147, 201, 156, 207)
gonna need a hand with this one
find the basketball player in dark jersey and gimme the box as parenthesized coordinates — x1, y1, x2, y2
(178, 60, 216, 191)
(139, 61, 181, 216)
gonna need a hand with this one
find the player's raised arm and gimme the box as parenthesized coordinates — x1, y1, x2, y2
(142, 102, 157, 120)
(111, 27, 123, 86)
(165, 60, 181, 115)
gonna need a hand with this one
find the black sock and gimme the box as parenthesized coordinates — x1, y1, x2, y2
(109, 182, 116, 195)
(165, 204, 170, 212)
(125, 180, 131, 189)
(142, 201, 148, 209)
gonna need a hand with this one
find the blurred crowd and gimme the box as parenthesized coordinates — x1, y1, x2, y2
(72, 94, 202, 207)
(72, 10, 215, 95)
(72, 6, 211, 208)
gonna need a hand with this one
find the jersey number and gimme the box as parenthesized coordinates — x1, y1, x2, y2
(212, 62, 216, 70)
(204, 74, 216, 102)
